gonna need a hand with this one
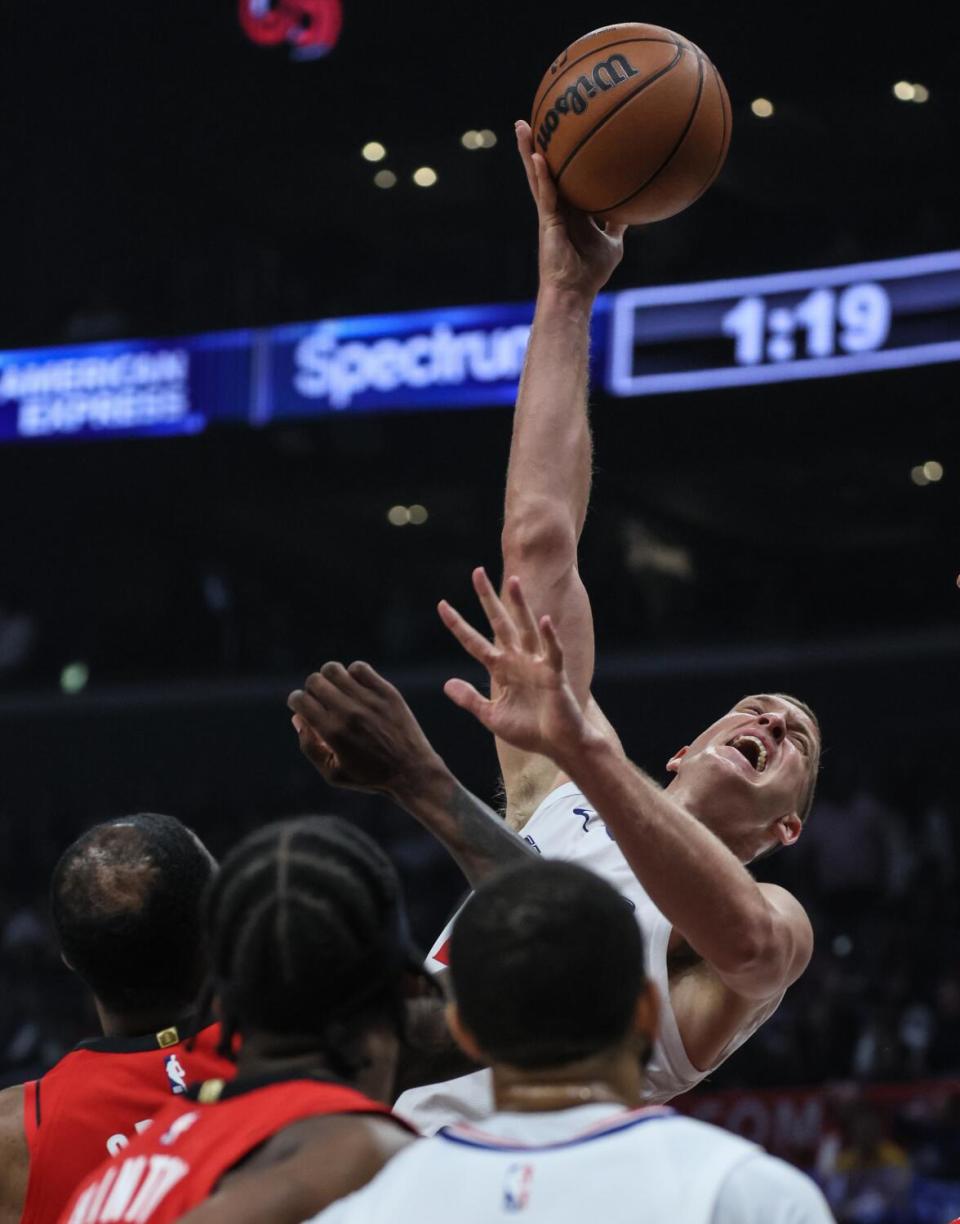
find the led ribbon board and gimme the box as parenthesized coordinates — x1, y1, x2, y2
(0, 331, 254, 444)
(0, 251, 958, 444)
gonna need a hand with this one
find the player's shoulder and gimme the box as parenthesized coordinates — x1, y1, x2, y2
(258, 1120, 422, 1224)
(638, 1119, 830, 1220)
(639, 1112, 759, 1157)
(755, 881, 810, 917)
(31, 1043, 82, 1081)
(0, 1083, 24, 1127)
(715, 1150, 832, 1221)
(755, 882, 815, 980)
(237, 1109, 414, 1178)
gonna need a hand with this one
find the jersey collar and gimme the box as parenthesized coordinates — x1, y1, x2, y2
(73, 1016, 205, 1054)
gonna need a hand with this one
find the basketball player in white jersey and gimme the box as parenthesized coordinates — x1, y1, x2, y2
(388, 122, 822, 1131)
(309, 861, 832, 1224)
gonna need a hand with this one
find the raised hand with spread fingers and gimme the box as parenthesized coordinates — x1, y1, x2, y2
(437, 566, 596, 769)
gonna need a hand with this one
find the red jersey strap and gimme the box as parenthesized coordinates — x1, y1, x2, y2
(173, 1078, 412, 1202)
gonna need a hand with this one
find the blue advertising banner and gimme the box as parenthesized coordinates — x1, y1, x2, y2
(0, 330, 254, 443)
(265, 300, 539, 420)
(0, 251, 957, 445)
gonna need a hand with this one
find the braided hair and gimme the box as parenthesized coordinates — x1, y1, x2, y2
(205, 816, 416, 1076)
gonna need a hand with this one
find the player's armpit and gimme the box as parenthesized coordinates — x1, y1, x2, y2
(499, 694, 625, 827)
(0, 1084, 28, 1224)
(178, 1116, 413, 1224)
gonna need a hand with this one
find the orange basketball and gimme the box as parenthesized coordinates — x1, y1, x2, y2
(531, 23, 732, 225)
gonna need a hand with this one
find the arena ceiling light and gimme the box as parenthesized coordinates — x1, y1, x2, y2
(892, 81, 930, 103)
(911, 460, 944, 486)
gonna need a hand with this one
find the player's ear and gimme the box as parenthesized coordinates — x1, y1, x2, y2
(775, 810, 803, 847)
(446, 1003, 484, 1064)
(665, 746, 689, 774)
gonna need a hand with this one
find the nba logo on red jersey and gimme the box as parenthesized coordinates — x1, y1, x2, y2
(164, 1055, 187, 1095)
(503, 1162, 534, 1212)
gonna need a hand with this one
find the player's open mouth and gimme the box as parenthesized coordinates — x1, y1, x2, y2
(728, 734, 768, 773)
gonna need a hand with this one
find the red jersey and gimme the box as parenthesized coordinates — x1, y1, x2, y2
(58, 1072, 411, 1224)
(21, 1022, 233, 1224)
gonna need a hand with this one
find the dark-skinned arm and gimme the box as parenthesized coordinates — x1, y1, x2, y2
(287, 661, 538, 889)
(286, 660, 507, 1090)
(176, 1115, 412, 1224)
(0, 1085, 28, 1224)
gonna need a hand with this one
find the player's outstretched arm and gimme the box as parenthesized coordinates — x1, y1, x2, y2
(176, 1115, 411, 1224)
(439, 571, 813, 1003)
(287, 661, 538, 888)
(497, 122, 625, 818)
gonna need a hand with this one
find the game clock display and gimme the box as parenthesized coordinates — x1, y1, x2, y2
(607, 250, 960, 396)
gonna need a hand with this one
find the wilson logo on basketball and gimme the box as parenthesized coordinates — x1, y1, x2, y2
(536, 54, 639, 152)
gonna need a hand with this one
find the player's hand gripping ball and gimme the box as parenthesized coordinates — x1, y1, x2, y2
(531, 23, 732, 225)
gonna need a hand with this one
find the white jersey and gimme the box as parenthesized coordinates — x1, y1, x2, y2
(395, 783, 784, 1133)
(311, 1104, 833, 1224)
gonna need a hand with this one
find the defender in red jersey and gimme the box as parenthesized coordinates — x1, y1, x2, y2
(59, 816, 424, 1224)
(0, 813, 230, 1224)
(60, 1073, 411, 1224)
(19, 1023, 231, 1224)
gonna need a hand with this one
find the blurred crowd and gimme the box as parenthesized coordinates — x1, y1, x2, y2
(715, 763, 960, 1091)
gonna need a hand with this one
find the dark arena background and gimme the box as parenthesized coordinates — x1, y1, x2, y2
(1, 2, 959, 1219)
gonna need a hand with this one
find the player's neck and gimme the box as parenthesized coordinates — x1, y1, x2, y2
(96, 999, 198, 1039)
(234, 1029, 397, 1104)
(663, 776, 753, 863)
(492, 1047, 646, 1114)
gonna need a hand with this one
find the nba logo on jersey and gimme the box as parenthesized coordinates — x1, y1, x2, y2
(503, 1162, 534, 1212)
(164, 1053, 188, 1094)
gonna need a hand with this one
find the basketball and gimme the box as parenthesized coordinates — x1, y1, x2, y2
(531, 23, 732, 225)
